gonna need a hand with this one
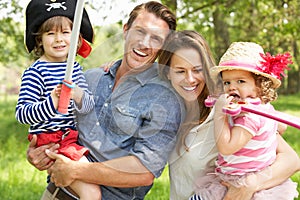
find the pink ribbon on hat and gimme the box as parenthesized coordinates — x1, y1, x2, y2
(219, 60, 259, 70)
(219, 52, 292, 80)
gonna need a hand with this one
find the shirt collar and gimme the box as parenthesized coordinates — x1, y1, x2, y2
(136, 63, 158, 86)
(104, 60, 121, 78)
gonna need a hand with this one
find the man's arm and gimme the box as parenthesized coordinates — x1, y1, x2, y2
(27, 132, 155, 187)
(46, 151, 154, 187)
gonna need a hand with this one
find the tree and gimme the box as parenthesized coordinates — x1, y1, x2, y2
(0, 0, 28, 66)
(163, 0, 300, 93)
(1, 0, 300, 93)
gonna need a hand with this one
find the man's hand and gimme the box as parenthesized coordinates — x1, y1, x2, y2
(46, 150, 75, 187)
(27, 134, 59, 171)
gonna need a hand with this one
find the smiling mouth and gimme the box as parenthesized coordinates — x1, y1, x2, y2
(182, 85, 197, 91)
(54, 45, 66, 49)
(133, 48, 148, 57)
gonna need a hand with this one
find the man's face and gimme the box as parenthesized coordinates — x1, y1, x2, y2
(122, 11, 170, 71)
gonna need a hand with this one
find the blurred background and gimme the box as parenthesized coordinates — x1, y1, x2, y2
(0, 0, 299, 199)
(1, 0, 300, 97)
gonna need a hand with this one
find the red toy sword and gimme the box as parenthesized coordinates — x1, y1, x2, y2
(205, 96, 300, 130)
(57, 0, 85, 114)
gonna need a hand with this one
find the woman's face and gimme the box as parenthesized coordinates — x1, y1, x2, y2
(168, 48, 206, 101)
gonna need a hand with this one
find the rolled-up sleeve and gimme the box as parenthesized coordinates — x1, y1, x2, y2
(129, 84, 184, 177)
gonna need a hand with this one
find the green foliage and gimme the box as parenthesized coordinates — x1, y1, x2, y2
(274, 93, 300, 151)
(1, 0, 300, 93)
(1, 95, 300, 199)
(273, 93, 300, 197)
(0, 97, 48, 200)
(80, 24, 124, 70)
(174, 0, 300, 60)
(163, 0, 300, 93)
(0, 0, 28, 66)
(145, 167, 170, 200)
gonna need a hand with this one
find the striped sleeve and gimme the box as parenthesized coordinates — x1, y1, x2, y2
(15, 67, 57, 124)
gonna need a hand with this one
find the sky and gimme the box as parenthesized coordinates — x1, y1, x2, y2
(15, 0, 153, 26)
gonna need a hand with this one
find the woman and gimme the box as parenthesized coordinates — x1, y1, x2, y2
(158, 30, 300, 200)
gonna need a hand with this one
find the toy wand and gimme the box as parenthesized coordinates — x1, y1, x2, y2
(57, 0, 85, 114)
(205, 96, 300, 130)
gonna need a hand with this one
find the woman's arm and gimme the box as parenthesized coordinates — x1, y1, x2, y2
(223, 133, 300, 200)
(254, 133, 300, 190)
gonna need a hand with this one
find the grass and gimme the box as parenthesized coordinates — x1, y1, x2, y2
(0, 96, 48, 200)
(1, 94, 299, 200)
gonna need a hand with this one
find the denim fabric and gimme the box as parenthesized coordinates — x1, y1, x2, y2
(76, 60, 185, 200)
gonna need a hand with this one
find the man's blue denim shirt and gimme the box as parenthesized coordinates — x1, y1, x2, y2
(76, 60, 186, 200)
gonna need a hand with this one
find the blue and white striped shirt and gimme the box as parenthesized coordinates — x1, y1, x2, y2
(15, 60, 94, 134)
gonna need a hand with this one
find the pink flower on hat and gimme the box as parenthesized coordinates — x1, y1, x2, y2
(259, 52, 293, 80)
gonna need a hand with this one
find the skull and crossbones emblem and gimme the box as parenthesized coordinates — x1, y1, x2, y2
(45, 2, 67, 12)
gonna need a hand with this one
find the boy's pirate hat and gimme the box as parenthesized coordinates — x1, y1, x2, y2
(25, 0, 94, 57)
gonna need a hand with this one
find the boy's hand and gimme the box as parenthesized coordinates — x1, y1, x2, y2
(50, 84, 62, 109)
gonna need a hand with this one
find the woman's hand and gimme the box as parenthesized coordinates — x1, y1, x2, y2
(27, 134, 59, 171)
(222, 180, 256, 200)
(99, 61, 115, 72)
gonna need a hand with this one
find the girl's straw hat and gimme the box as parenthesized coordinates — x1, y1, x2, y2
(211, 42, 292, 88)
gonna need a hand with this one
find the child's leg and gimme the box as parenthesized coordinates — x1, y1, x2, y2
(69, 156, 101, 200)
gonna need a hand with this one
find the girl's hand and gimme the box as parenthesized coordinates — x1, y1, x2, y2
(214, 94, 233, 115)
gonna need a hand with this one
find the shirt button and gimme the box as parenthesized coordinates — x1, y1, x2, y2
(96, 122, 100, 126)
(109, 85, 113, 89)
(104, 103, 108, 107)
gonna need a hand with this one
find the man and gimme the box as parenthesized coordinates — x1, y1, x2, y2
(27, 1, 185, 199)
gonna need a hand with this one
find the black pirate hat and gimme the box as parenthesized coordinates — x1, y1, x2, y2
(25, 0, 94, 54)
